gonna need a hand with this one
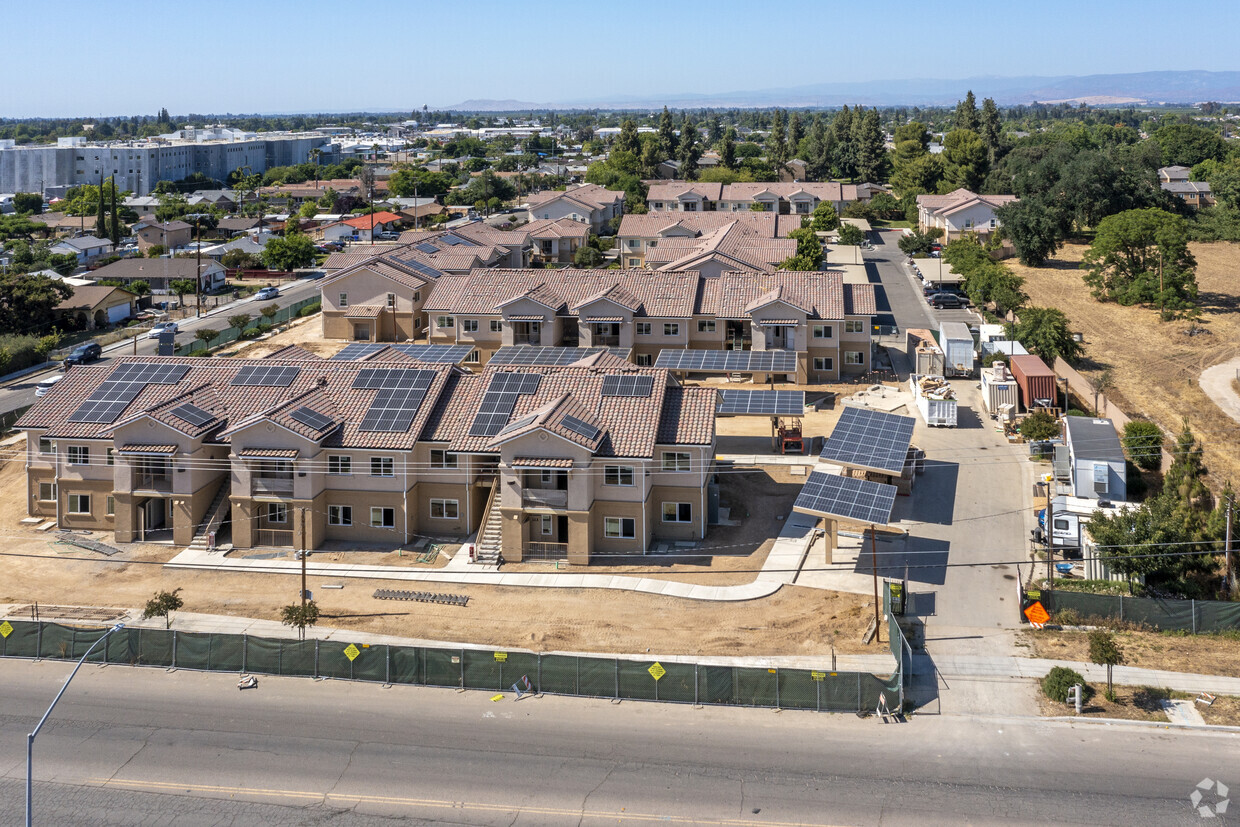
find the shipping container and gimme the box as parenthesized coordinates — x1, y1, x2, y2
(980, 363, 1019, 413)
(909, 374, 958, 427)
(939, 321, 975, 377)
(1008, 354, 1058, 411)
(905, 328, 945, 376)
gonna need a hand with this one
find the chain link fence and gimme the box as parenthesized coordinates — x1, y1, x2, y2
(0, 620, 900, 713)
(1044, 590, 1240, 634)
(174, 295, 320, 355)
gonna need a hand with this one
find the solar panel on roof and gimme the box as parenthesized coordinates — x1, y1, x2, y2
(488, 346, 607, 366)
(403, 259, 442, 279)
(331, 343, 385, 361)
(468, 371, 544, 436)
(355, 369, 437, 432)
(793, 470, 897, 526)
(716, 389, 805, 416)
(289, 406, 335, 432)
(67, 362, 192, 424)
(170, 403, 215, 427)
(819, 407, 916, 475)
(441, 234, 469, 246)
(393, 344, 474, 363)
(600, 374, 655, 397)
(496, 412, 540, 436)
(231, 365, 299, 387)
(561, 414, 600, 441)
(414, 242, 439, 254)
(653, 349, 799, 374)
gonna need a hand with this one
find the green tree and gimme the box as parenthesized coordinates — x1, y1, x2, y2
(1080, 208, 1197, 315)
(1005, 306, 1082, 363)
(830, 105, 856, 180)
(146, 245, 166, 258)
(262, 233, 316, 271)
(893, 121, 930, 152)
(768, 109, 788, 174)
(0, 273, 73, 335)
(128, 280, 150, 298)
(194, 328, 219, 345)
(658, 106, 677, 160)
(808, 202, 839, 232)
(678, 114, 700, 180)
(787, 111, 804, 152)
(979, 97, 1003, 164)
(954, 90, 980, 131)
(141, 587, 184, 630)
(898, 229, 938, 256)
(615, 119, 640, 156)
(942, 129, 988, 190)
(169, 278, 196, 309)
(1088, 630, 1124, 699)
(1152, 122, 1228, 167)
(1019, 410, 1060, 441)
(281, 600, 320, 641)
(838, 224, 866, 246)
(13, 193, 42, 214)
(573, 245, 603, 267)
(719, 127, 737, 170)
(891, 153, 946, 198)
(96, 174, 106, 237)
(851, 107, 888, 183)
(108, 177, 121, 246)
(1122, 420, 1163, 472)
(995, 200, 1061, 266)
(228, 313, 252, 332)
(780, 227, 822, 270)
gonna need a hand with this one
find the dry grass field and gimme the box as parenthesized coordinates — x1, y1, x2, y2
(1008, 241, 1240, 489)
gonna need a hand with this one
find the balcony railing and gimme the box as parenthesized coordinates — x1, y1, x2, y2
(134, 474, 171, 492)
(252, 477, 294, 496)
(526, 541, 568, 561)
(522, 489, 568, 509)
(255, 528, 293, 547)
(513, 335, 540, 346)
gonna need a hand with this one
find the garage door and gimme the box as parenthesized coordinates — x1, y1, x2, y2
(107, 303, 131, 324)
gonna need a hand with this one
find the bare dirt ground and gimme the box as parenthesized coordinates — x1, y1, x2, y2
(226, 314, 343, 359)
(1036, 683, 1240, 725)
(1021, 628, 1240, 678)
(1008, 241, 1240, 488)
(0, 443, 874, 655)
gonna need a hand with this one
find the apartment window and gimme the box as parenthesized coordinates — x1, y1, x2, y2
(540, 515, 554, 535)
(604, 466, 634, 486)
(653, 202, 664, 210)
(68, 494, 91, 515)
(67, 446, 89, 465)
(604, 517, 636, 538)
(266, 503, 287, 523)
(627, 239, 639, 248)
(436, 316, 454, 329)
(460, 319, 478, 333)
(38, 438, 53, 454)
(636, 322, 652, 335)
(430, 498, 459, 519)
(464, 349, 480, 364)
(386, 293, 396, 309)
(370, 507, 395, 528)
(413, 291, 421, 302)
(490, 319, 502, 332)
(635, 354, 652, 366)
(663, 323, 680, 336)
(338, 292, 348, 308)
(845, 351, 864, 365)
(662, 502, 692, 523)
(371, 457, 394, 477)
(328, 505, 352, 526)
(106, 496, 115, 516)
(328, 455, 351, 475)
(628, 258, 640, 267)
(662, 452, 691, 472)
(107, 447, 114, 466)
(844, 320, 864, 334)
(430, 449, 458, 469)
(813, 357, 834, 371)
(38, 482, 57, 501)
(697, 320, 716, 333)
(813, 324, 833, 339)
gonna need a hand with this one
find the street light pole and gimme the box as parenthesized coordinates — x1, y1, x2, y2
(27, 621, 125, 827)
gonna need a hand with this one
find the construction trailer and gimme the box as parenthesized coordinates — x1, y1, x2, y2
(905, 328, 946, 376)
(938, 321, 975, 377)
(980, 360, 1020, 414)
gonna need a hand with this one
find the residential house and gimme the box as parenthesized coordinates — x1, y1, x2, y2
(204, 233, 272, 262)
(320, 257, 433, 342)
(30, 212, 97, 237)
(211, 217, 262, 238)
(16, 353, 716, 564)
(54, 284, 137, 329)
(1158, 165, 1192, 183)
(316, 211, 404, 243)
(525, 183, 625, 233)
(134, 220, 193, 253)
(1061, 416, 1127, 502)
(615, 211, 795, 269)
(85, 257, 226, 294)
(49, 234, 114, 264)
(122, 196, 161, 218)
(1161, 180, 1215, 208)
(523, 217, 589, 264)
(916, 188, 1018, 241)
(645, 182, 724, 213)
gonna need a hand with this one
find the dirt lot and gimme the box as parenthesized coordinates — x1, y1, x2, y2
(1021, 628, 1240, 678)
(227, 313, 343, 359)
(1036, 683, 1240, 725)
(1008, 241, 1240, 488)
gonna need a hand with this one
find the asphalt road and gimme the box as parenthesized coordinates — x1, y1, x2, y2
(0, 276, 324, 416)
(2, 660, 1234, 826)
(867, 231, 980, 332)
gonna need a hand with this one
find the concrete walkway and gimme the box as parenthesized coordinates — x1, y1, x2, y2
(1200, 356, 1240, 424)
(163, 511, 823, 602)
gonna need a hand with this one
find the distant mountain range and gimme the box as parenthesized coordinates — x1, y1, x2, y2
(443, 71, 1240, 110)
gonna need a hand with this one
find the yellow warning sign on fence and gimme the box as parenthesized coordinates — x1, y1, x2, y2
(811, 671, 827, 681)
(494, 652, 507, 662)
(648, 662, 666, 681)
(344, 643, 360, 661)
(0, 621, 11, 638)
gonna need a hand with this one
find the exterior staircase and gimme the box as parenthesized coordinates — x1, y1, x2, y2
(472, 482, 502, 565)
(188, 481, 232, 554)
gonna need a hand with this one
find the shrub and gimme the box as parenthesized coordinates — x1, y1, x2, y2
(296, 301, 321, 317)
(1042, 666, 1088, 703)
(1122, 420, 1163, 471)
(1020, 410, 1060, 441)
(1050, 607, 1082, 626)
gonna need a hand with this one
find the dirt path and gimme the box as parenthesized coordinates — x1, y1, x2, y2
(1199, 357, 1240, 424)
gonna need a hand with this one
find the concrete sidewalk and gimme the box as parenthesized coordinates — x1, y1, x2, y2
(918, 653, 1240, 696)
(1200, 356, 1240, 424)
(163, 510, 823, 602)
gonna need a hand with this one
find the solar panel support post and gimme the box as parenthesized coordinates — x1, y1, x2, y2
(870, 524, 881, 642)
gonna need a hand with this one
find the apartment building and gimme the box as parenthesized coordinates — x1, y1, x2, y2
(320, 258, 434, 342)
(916, 188, 1018, 241)
(17, 353, 715, 564)
(525, 183, 625, 233)
(646, 181, 860, 215)
(615, 212, 797, 268)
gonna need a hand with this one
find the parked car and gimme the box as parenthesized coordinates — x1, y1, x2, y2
(147, 321, 179, 339)
(319, 242, 342, 252)
(377, 231, 400, 241)
(927, 292, 964, 309)
(62, 342, 102, 368)
(255, 286, 280, 300)
(36, 374, 65, 396)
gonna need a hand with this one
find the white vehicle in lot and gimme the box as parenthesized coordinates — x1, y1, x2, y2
(147, 321, 179, 339)
(255, 286, 280, 300)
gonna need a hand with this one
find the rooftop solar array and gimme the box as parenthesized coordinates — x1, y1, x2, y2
(488, 346, 608, 366)
(601, 374, 655, 397)
(67, 363, 191, 424)
(793, 470, 897, 526)
(330, 343, 474, 363)
(441, 234, 469, 246)
(561, 414, 600, 441)
(819, 407, 916, 475)
(169, 403, 215, 428)
(289, 406, 336, 432)
(653, 349, 799, 374)
(716, 389, 805, 416)
(401, 259, 442, 279)
(469, 372, 543, 437)
(414, 242, 439, 254)
(354, 369, 438, 432)
(231, 365, 299, 387)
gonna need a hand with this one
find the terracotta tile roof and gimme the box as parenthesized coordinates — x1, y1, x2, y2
(266, 345, 323, 361)
(656, 386, 716, 446)
(320, 256, 432, 291)
(718, 182, 845, 202)
(424, 270, 699, 318)
(449, 222, 532, 248)
(344, 304, 385, 318)
(698, 272, 856, 320)
(655, 221, 796, 273)
(645, 182, 725, 202)
(236, 448, 301, 458)
(916, 188, 1017, 216)
(617, 211, 780, 239)
(521, 218, 590, 240)
(118, 444, 178, 454)
(526, 183, 624, 212)
(511, 456, 574, 468)
(342, 211, 403, 229)
(844, 283, 877, 316)
(488, 394, 604, 452)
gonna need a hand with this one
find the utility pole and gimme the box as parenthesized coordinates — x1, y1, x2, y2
(1226, 494, 1233, 595)
(870, 524, 881, 638)
(300, 507, 308, 610)
(1046, 493, 1054, 589)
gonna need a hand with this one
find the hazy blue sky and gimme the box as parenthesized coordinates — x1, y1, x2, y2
(6, 0, 1239, 117)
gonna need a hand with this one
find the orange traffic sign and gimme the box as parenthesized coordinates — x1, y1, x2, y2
(1024, 601, 1050, 626)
